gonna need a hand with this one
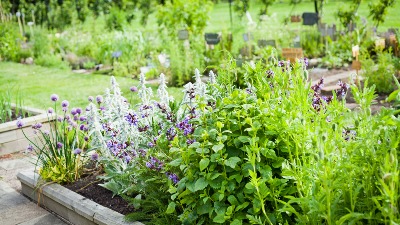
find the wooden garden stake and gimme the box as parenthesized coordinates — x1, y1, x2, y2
(351, 45, 361, 86)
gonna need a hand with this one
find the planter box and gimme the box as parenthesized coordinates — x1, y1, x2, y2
(17, 171, 143, 225)
(0, 105, 51, 156)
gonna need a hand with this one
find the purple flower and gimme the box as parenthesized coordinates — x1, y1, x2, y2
(26, 145, 34, 152)
(73, 148, 82, 155)
(148, 142, 156, 148)
(125, 155, 131, 163)
(130, 86, 138, 92)
(80, 124, 86, 131)
(79, 116, 86, 122)
(166, 172, 179, 184)
(177, 118, 194, 136)
(266, 69, 274, 78)
(16, 118, 24, 128)
(125, 113, 138, 126)
(146, 156, 163, 171)
(57, 116, 63, 122)
(56, 142, 63, 149)
(96, 95, 103, 104)
(50, 94, 59, 102)
(88, 96, 94, 102)
(84, 136, 89, 142)
(91, 152, 99, 161)
(336, 81, 349, 98)
(186, 139, 196, 145)
(70, 108, 77, 115)
(32, 123, 42, 130)
(75, 108, 82, 114)
(311, 78, 324, 93)
(299, 57, 309, 67)
(62, 107, 68, 112)
(48, 107, 54, 114)
(61, 100, 69, 108)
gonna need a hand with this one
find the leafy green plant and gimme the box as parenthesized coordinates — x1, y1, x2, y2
(19, 95, 91, 183)
(0, 88, 26, 124)
(157, 0, 213, 37)
(361, 49, 397, 94)
(0, 23, 23, 62)
(386, 74, 400, 110)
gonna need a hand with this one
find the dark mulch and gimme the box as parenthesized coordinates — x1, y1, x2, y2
(63, 175, 135, 215)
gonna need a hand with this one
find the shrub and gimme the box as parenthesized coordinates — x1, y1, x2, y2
(85, 56, 400, 224)
(361, 49, 397, 94)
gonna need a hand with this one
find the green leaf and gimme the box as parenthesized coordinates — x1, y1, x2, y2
(228, 195, 239, 205)
(199, 158, 210, 171)
(197, 201, 212, 215)
(212, 143, 224, 152)
(169, 158, 182, 167)
(213, 213, 226, 223)
(237, 136, 251, 143)
(231, 219, 242, 225)
(387, 89, 399, 102)
(224, 157, 241, 168)
(166, 202, 176, 214)
(194, 177, 208, 191)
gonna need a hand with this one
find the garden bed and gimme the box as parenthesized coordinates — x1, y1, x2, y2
(63, 174, 135, 215)
(17, 171, 143, 225)
(0, 105, 51, 156)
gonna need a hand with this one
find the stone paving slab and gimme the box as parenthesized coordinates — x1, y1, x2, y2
(0, 154, 67, 225)
(17, 213, 67, 225)
(0, 202, 50, 225)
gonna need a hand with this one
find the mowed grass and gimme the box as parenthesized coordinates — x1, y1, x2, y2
(0, 62, 183, 110)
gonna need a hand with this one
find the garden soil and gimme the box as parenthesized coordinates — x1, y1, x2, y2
(63, 174, 135, 215)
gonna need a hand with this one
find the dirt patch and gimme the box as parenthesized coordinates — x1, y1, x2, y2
(63, 174, 135, 215)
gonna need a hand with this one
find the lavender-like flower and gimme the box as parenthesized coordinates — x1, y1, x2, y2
(62, 107, 68, 112)
(48, 107, 54, 114)
(56, 142, 63, 149)
(336, 81, 350, 98)
(79, 116, 87, 122)
(16, 118, 24, 128)
(32, 123, 42, 130)
(84, 136, 89, 142)
(91, 152, 99, 161)
(73, 148, 82, 155)
(186, 139, 196, 145)
(76, 108, 82, 114)
(50, 94, 59, 102)
(130, 86, 138, 92)
(311, 78, 324, 93)
(88, 96, 94, 102)
(166, 172, 179, 184)
(61, 100, 69, 108)
(71, 108, 77, 115)
(176, 118, 194, 136)
(96, 95, 103, 104)
(146, 156, 163, 171)
(125, 112, 138, 126)
(266, 69, 274, 78)
(26, 145, 34, 152)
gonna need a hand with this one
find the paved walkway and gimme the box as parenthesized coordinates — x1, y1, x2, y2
(0, 153, 68, 225)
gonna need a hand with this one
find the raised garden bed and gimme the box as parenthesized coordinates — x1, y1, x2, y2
(17, 171, 143, 225)
(0, 105, 51, 156)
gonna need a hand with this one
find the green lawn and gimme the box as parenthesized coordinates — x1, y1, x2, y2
(0, 62, 183, 110)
